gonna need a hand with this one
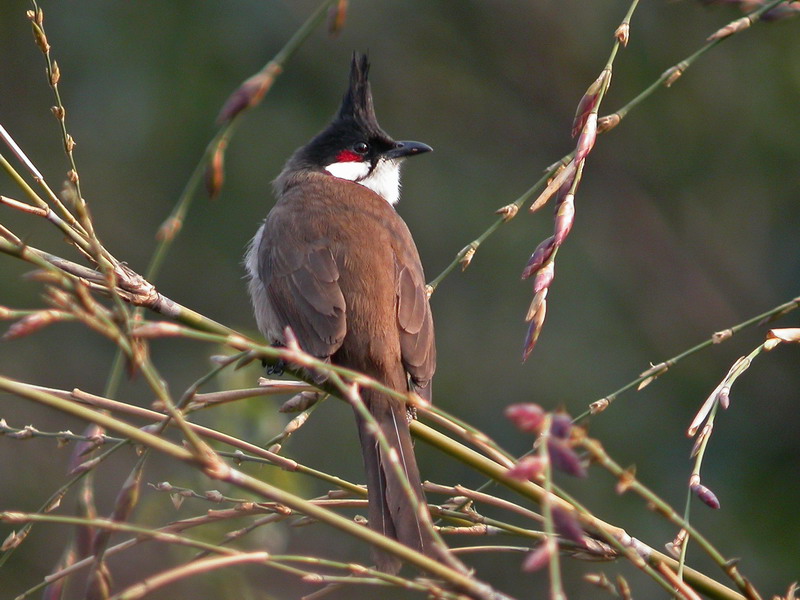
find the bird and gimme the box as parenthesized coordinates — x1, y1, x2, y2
(245, 54, 453, 574)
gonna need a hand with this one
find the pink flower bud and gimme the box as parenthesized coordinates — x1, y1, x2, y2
(550, 412, 573, 439)
(762, 3, 800, 21)
(525, 288, 547, 322)
(522, 540, 554, 572)
(505, 403, 546, 433)
(597, 113, 621, 133)
(3, 310, 63, 341)
(552, 505, 586, 546)
(554, 167, 577, 205)
(521, 236, 556, 280)
(717, 386, 730, 410)
(217, 65, 280, 124)
(575, 113, 598, 164)
(156, 216, 182, 242)
(327, 0, 348, 35)
(553, 194, 575, 246)
(572, 70, 610, 138)
(506, 456, 546, 481)
(204, 140, 227, 199)
(548, 438, 587, 478)
(691, 482, 721, 509)
(532, 262, 555, 294)
(615, 22, 630, 47)
(495, 202, 519, 222)
(522, 299, 547, 362)
(707, 16, 751, 41)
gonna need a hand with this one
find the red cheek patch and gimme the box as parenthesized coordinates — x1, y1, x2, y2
(335, 150, 361, 163)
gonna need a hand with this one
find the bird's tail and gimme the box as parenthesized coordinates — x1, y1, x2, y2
(355, 390, 450, 574)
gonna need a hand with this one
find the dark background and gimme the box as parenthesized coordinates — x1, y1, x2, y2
(1, 1, 798, 598)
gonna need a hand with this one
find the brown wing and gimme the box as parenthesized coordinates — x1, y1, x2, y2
(396, 257, 436, 399)
(258, 231, 346, 359)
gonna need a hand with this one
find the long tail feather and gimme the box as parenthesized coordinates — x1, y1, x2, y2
(355, 390, 438, 573)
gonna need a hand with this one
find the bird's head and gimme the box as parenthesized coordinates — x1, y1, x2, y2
(291, 53, 431, 205)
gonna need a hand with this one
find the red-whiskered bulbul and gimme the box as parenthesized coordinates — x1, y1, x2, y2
(246, 54, 450, 573)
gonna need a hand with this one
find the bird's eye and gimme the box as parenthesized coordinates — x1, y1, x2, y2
(353, 142, 369, 154)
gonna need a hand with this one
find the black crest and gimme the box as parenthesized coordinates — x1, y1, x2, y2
(284, 53, 397, 172)
(336, 53, 383, 135)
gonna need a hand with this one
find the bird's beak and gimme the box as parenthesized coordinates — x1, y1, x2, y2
(384, 140, 433, 159)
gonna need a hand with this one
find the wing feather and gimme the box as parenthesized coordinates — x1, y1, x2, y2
(259, 239, 346, 358)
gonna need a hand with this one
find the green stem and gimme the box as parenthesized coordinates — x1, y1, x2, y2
(0, 512, 238, 557)
(583, 438, 756, 599)
(427, 0, 784, 293)
(577, 294, 799, 420)
(413, 420, 746, 600)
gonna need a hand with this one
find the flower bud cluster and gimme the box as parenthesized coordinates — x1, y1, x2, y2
(504, 404, 588, 481)
(520, 70, 609, 361)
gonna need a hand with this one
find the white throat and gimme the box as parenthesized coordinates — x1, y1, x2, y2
(325, 158, 402, 205)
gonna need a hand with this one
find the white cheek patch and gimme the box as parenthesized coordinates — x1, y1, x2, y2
(325, 160, 370, 182)
(324, 158, 403, 206)
(360, 158, 401, 206)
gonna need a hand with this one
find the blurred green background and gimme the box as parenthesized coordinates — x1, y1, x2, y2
(1, 1, 798, 598)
